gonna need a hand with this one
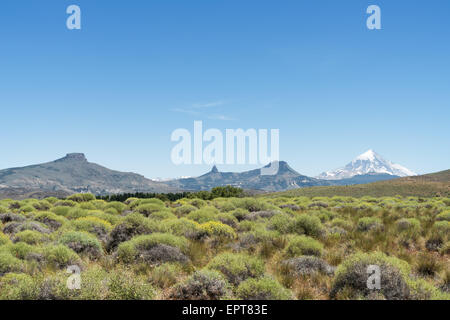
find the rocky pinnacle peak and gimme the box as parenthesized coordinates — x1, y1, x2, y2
(211, 165, 219, 173)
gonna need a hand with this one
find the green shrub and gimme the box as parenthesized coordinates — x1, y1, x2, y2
(86, 210, 121, 225)
(14, 230, 47, 245)
(51, 206, 71, 217)
(356, 217, 384, 232)
(174, 205, 197, 216)
(59, 231, 103, 259)
(107, 270, 156, 300)
(104, 201, 127, 215)
(231, 198, 270, 212)
(162, 218, 201, 239)
(0, 232, 11, 245)
(148, 209, 176, 221)
(330, 252, 411, 300)
(231, 208, 249, 221)
(72, 216, 112, 238)
(64, 207, 89, 219)
(0, 273, 39, 299)
(0, 251, 23, 274)
(436, 210, 450, 222)
(236, 276, 292, 300)
(285, 235, 323, 257)
(43, 245, 81, 269)
(289, 214, 324, 237)
(207, 252, 265, 285)
(34, 211, 68, 229)
(53, 200, 77, 207)
(9, 242, 34, 259)
(199, 221, 237, 241)
(431, 221, 450, 242)
(216, 212, 238, 227)
(106, 213, 161, 252)
(67, 193, 96, 202)
(117, 233, 189, 264)
(268, 214, 293, 233)
(187, 198, 207, 208)
(136, 204, 166, 217)
(187, 207, 219, 224)
(395, 218, 421, 240)
(19, 205, 35, 213)
(150, 263, 184, 288)
(331, 218, 353, 231)
(171, 269, 231, 300)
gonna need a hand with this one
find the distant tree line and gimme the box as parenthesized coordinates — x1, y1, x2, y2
(97, 186, 245, 202)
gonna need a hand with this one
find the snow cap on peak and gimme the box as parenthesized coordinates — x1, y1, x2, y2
(355, 149, 379, 161)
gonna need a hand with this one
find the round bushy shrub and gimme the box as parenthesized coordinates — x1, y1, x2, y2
(59, 231, 103, 259)
(231, 208, 250, 221)
(31, 200, 51, 211)
(53, 200, 77, 207)
(117, 233, 189, 265)
(150, 263, 184, 288)
(187, 207, 219, 224)
(65, 207, 89, 219)
(0, 251, 23, 275)
(8, 242, 35, 259)
(330, 252, 411, 300)
(289, 214, 324, 237)
(0, 213, 26, 224)
(216, 212, 238, 228)
(162, 218, 201, 239)
(67, 193, 96, 202)
(106, 213, 160, 251)
(72, 216, 112, 240)
(285, 235, 323, 257)
(136, 203, 165, 217)
(426, 221, 450, 251)
(13, 230, 47, 245)
(282, 256, 335, 276)
(436, 210, 450, 222)
(171, 270, 231, 300)
(236, 276, 292, 300)
(3, 221, 51, 235)
(330, 218, 353, 231)
(104, 201, 127, 215)
(207, 252, 265, 285)
(34, 211, 68, 230)
(187, 198, 207, 209)
(43, 245, 81, 269)
(395, 218, 421, 240)
(174, 205, 197, 217)
(356, 217, 384, 232)
(199, 221, 236, 241)
(243, 210, 279, 221)
(232, 198, 270, 212)
(268, 213, 293, 233)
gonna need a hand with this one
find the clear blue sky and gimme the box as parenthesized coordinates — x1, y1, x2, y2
(1, 0, 449, 179)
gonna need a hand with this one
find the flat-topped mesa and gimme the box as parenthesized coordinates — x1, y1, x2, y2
(58, 153, 87, 162)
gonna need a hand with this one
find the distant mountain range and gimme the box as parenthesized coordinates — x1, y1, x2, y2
(0, 153, 175, 196)
(166, 162, 330, 192)
(0, 150, 421, 198)
(274, 169, 450, 198)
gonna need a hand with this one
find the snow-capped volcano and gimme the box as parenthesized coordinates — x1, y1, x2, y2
(317, 149, 417, 180)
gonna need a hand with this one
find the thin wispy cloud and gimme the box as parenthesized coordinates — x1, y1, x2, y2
(171, 101, 235, 121)
(192, 101, 226, 108)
